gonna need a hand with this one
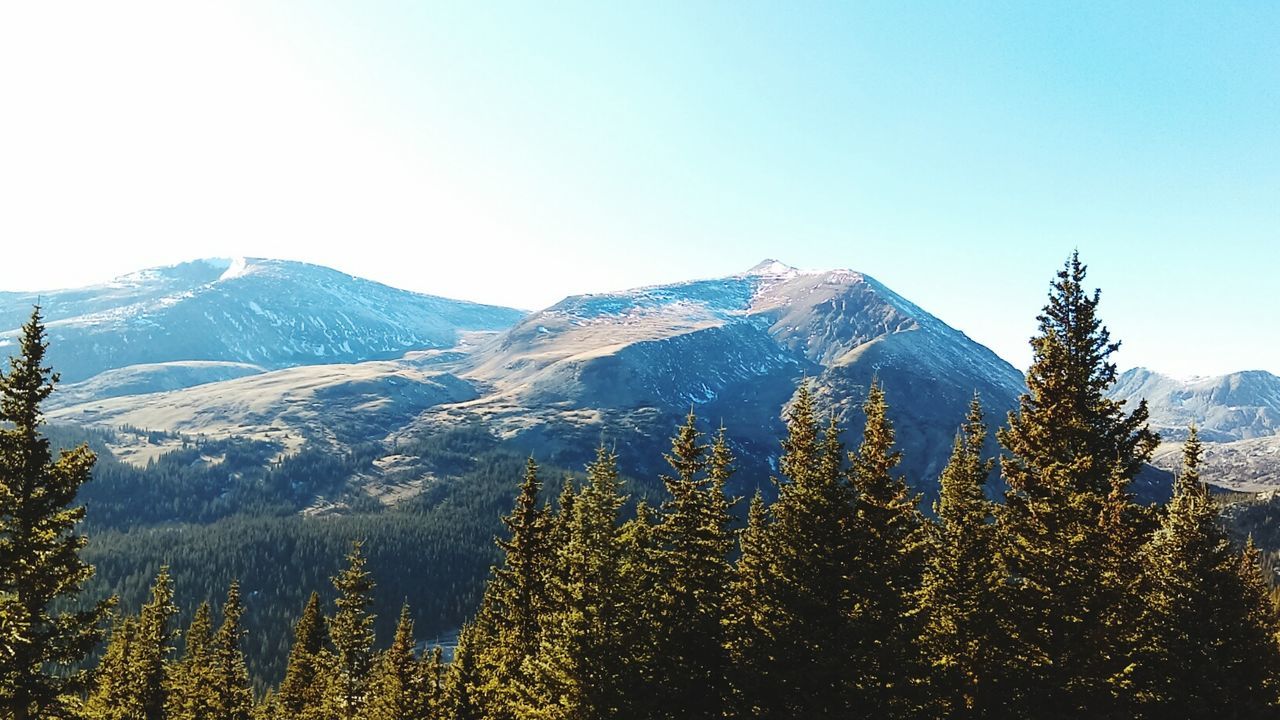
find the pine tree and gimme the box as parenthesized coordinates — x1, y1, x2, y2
(327, 541, 376, 720)
(522, 445, 632, 719)
(995, 253, 1158, 717)
(727, 383, 862, 718)
(277, 591, 328, 720)
(210, 581, 254, 720)
(917, 395, 1004, 717)
(468, 457, 551, 718)
(0, 307, 113, 719)
(84, 567, 178, 720)
(847, 380, 928, 717)
(165, 602, 215, 720)
(83, 615, 139, 720)
(363, 604, 431, 720)
(1132, 429, 1280, 717)
(648, 412, 736, 720)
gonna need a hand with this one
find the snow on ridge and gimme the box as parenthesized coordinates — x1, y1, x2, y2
(218, 257, 250, 282)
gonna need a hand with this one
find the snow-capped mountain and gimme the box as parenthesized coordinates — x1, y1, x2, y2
(428, 259, 1028, 491)
(1109, 367, 1280, 491)
(0, 258, 526, 383)
(1109, 367, 1280, 443)
(45, 258, 1030, 501)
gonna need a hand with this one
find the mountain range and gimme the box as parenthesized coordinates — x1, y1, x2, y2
(12, 256, 1278, 504)
(1108, 367, 1280, 491)
(27, 257, 1026, 506)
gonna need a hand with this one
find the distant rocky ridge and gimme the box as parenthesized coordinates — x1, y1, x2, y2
(0, 258, 525, 383)
(47, 258, 1029, 504)
(1109, 367, 1280, 491)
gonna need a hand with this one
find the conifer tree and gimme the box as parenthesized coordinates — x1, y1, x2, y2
(523, 445, 632, 719)
(0, 307, 113, 719)
(165, 602, 215, 720)
(917, 396, 1004, 717)
(647, 412, 736, 720)
(83, 615, 139, 720)
(728, 383, 862, 718)
(277, 592, 328, 720)
(995, 253, 1158, 717)
(468, 457, 551, 718)
(847, 380, 927, 717)
(327, 541, 377, 720)
(84, 567, 178, 720)
(210, 581, 254, 720)
(363, 604, 432, 720)
(1132, 429, 1280, 717)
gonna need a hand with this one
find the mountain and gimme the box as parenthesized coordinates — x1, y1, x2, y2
(48, 259, 1029, 503)
(1109, 367, 1280, 442)
(414, 259, 1028, 494)
(0, 257, 526, 383)
(1109, 367, 1280, 491)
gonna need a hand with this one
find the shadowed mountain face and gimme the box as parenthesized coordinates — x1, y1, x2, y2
(415, 260, 1028, 496)
(44, 258, 1031, 502)
(0, 258, 526, 383)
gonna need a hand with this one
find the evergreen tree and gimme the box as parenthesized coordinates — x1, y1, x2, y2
(83, 615, 139, 720)
(165, 602, 215, 720)
(847, 380, 928, 717)
(363, 604, 432, 720)
(277, 592, 328, 720)
(468, 457, 551, 718)
(995, 253, 1158, 717)
(210, 581, 254, 720)
(0, 307, 113, 719)
(648, 412, 736, 720)
(522, 445, 632, 719)
(1132, 429, 1280, 717)
(728, 383, 862, 718)
(327, 541, 377, 720)
(917, 396, 1004, 717)
(84, 567, 178, 720)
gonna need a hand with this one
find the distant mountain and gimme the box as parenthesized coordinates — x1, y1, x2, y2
(0, 258, 526, 383)
(1108, 367, 1280, 491)
(1109, 368, 1280, 443)
(420, 259, 1029, 494)
(48, 259, 1030, 503)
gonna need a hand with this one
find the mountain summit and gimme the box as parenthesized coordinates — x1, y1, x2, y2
(0, 258, 525, 383)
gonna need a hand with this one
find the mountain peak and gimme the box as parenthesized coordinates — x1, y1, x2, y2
(743, 259, 799, 277)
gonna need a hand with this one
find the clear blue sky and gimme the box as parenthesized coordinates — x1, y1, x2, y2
(1, 2, 1276, 376)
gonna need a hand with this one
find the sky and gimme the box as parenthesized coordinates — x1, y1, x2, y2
(1, 2, 1276, 377)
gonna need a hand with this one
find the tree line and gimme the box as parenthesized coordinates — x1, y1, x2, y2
(2, 253, 1280, 719)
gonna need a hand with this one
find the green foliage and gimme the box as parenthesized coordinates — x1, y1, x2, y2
(995, 253, 1160, 718)
(326, 541, 377, 720)
(0, 308, 113, 719)
(917, 396, 1005, 717)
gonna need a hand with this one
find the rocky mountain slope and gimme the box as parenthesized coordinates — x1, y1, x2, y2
(0, 258, 525, 383)
(1109, 367, 1280, 491)
(50, 259, 1031, 505)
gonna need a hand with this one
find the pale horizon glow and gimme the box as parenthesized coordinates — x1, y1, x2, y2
(2, 2, 1277, 377)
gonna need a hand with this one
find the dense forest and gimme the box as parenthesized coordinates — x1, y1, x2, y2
(3, 254, 1280, 719)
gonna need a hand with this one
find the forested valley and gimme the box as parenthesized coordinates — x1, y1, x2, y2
(4, 256, 1280, 719)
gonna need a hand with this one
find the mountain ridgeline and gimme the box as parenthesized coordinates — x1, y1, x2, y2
(40, 257, 1027, 507)
(3, 254, 1279, 719)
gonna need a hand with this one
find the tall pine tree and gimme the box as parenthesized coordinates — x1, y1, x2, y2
(1132, 429, 1280, 717)
(995, 252, 1158, 717)
(327, 541, 377, 720)
(277, 591, 328, 720)
(648, 412, 736, 720)
(0, 307, 113, 719)
(727, 383, 862, 718)
(917, 396, 1005, 717)
(84, 567, 178, 720)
